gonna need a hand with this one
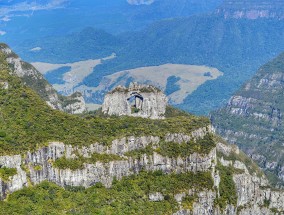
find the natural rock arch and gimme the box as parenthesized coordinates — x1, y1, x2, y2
(127, 92, 144, 111)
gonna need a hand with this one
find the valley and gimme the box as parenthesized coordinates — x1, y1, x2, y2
(16, 16, 284, 115)
(33, 61, 223, 108)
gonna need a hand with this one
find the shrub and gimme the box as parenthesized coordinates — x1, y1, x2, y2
(0, 167, 17, 181)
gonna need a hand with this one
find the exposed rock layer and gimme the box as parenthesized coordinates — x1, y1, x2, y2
(0, 132, 284, 214)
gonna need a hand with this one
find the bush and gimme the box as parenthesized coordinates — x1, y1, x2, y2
(0, 167, 17, 181)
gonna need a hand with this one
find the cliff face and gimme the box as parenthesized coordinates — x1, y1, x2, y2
(0, 127, 214, 198)
(102, 83, 168, 119)
(216, 0, 284, 19)
(0, 43, 86, 114)
(1, 130, 284, 214)
(212, 52, 284, 187)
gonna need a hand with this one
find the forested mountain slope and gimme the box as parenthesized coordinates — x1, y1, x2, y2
(212, 52, 284, 187)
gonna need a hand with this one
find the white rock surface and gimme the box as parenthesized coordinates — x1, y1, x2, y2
(102, 82, 168, 119)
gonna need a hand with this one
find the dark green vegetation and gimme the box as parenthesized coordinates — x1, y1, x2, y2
(53, 153, 124, 170)
(45, 66, 71, 85)
(164, 105, 192, 118)
(165, 76, 181, 96)
(214, 164, 238, 211)
(18, 16, 284, 114)
(0, 52, 210, 156)
(157, 134, 215, 157)
(0, 171, 213, 215)
(212, 52, 284, 187)
(0, 167, 17, 182)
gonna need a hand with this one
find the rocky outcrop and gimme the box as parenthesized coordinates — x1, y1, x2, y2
(0, 155, 27, 200)
(61, 92, 86, 114)
(218, 142, 284, 215)
(173, 142, 284, 215)
(102, 82, 167, 119)
(0, 43, 86, 114)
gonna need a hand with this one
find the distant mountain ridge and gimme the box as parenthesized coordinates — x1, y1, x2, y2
(216, 0, 284, 19)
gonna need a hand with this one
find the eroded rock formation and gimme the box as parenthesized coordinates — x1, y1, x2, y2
(102, 82, 168, 119)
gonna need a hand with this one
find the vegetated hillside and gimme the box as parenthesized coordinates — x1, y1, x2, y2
(216, 0, 284, 19)
(211, 52, 284, 187)
(0, 43, 85, 114)
(1, 48, 284, 215)
(0, 51, 209, 155)
(18, 15, 284, 115)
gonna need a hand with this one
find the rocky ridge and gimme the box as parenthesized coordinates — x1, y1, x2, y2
(1, 46, 284, 214)
(0, 43, 86, 114)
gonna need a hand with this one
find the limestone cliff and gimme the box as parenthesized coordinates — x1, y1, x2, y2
(102, 82, 168, 119)
(0, 43, 86, 114)
(0, 127, 283, 214)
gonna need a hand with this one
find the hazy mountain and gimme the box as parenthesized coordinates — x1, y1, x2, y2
(216, 0, 284, 19)
(0, 0, 222, 47)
